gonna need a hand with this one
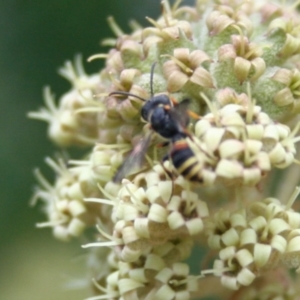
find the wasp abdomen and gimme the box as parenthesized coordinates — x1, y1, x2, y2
(170, 139, 203, 182)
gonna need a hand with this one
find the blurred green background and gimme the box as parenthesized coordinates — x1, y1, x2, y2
(0, 1, 199, 299)
(1, 1, 298, 299)
(0, 1, 164, 299)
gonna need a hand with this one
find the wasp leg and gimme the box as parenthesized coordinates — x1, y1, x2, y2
(157, 141, 169, 148)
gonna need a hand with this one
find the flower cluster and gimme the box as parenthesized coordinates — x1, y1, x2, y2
(32, 157, 105, 241)
(29, 0, 300, 299)
(206, 191, 300, 290)
(188, 90, 299, 186)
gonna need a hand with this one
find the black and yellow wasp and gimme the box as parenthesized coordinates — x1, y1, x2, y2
(109, 63, 202, 183)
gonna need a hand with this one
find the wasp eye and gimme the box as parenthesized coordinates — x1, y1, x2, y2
(141, 100, 154, 121)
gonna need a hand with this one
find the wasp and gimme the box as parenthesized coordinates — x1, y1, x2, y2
(109, 63, 202, 183)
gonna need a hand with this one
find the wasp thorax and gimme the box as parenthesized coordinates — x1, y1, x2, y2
(140, 94, 171, 120)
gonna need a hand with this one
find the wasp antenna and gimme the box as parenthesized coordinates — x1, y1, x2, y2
(150, 62, 157, 97)
(109, 91, 147, 102)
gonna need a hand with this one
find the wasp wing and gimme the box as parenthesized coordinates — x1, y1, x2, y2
(168, 98, 191, 134)
(113, 132, 153, 183)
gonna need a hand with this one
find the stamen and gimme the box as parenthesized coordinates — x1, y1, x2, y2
(97, 183, 117, 201)
(87, 54, 109, 62)
(85, 295, 113, 300)
(161, 54, 193, 74)
(286, 186, 300, 209)
(128, 19, 143, 31)
(36, 220, 65, 228)
(172, 0, 183, 13)
(33, 168, 54, 191)
(45, 157, 66, 176)
(27, 110, 52, 122)
(68, 160, 89, 166)
(201, 267, 232, 275)
(91, 278, 108, 294)
(82, 240, 122, 249)
(74, 54, 85, 77)
(107, 16, 124, 37)
(145, 17, 161, 29)
(92, 143, 131, 150)
(76, 135, 98, 144)
(75, 106, 104, 114)
(162, 1, 171, 27)
(200, 92, 220, 126)
(43, 87, 57, 113)
(246, 82, 255, 124)
(96, 224, 115, 241)
(100, 38, 117, 47)
(84, 198, 115, 206)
